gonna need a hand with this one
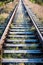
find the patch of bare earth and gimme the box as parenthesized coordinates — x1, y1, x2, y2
(24, 0, 43, 23)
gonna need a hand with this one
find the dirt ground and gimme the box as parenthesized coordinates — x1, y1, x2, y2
(24, 0, 43, 23)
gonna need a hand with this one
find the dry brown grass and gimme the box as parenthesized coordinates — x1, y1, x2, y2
(24, 0, 43, 23)
(0, 13, 8, 18)
(0, 0, 18, 23)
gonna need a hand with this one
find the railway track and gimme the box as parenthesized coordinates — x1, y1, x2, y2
(0, 0, 43, 65)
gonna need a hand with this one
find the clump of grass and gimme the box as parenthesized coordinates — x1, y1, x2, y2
(11, 24, 14, 27)
(39, 17, 43, 23)
(29, 0, 43, 5)
(0, 2, 4, 7)
(16, 47, 19, 50)
(19, 63, 25, 65)
(30, 0, 36, 3)
(17, 54, 21, 58)
(0, 16, 5, 24)
(0, 13, 8, 24)
(0, 0, 14, 5)
(31, 26, 35, 31)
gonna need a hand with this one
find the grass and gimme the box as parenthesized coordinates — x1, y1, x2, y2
(3, 53, 31, 58)
(29, 0, 43, 5)
(39, 18, 43, 23)
(29, 0, 36, 3)
(19, 63, 24, 65)
(0, 0, 14, 7)
(3, 53, 36, 59)
(0, 2, 4, 7)
(0, 13, 8, 27)
(5, 45, 37, 50)
(31, 27, 35, 31)
(0, 16, 4, 22)
(0, 0, 18, 22)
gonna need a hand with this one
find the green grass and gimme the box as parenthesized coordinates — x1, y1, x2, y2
(29, 0, 36, 3)
(0, 16, 5, 23)
(4, 0, 14, 4)
(31, 26, 35, 31)
(29, 0, 43, 5)
(0, 0, 14, 6)
(3, 53, 31, 58)
(0, 2, 4, 6)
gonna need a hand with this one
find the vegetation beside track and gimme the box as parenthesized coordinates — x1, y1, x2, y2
(29, 0, 43, 5)
(0, 0, 19, 38)
(0, 0, 14, 6)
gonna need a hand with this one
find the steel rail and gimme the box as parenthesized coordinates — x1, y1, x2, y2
(22, 0, 43, 43)
(1, 0, 43, 64)
(0, 5, 18, 50)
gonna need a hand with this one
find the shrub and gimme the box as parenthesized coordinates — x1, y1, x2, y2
(29, 0, 43, 5)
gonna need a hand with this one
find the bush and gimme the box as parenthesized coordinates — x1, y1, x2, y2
(0, 2, 4, 6)
(29, 0, 43, 5)
(0, 0, 14, 6)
